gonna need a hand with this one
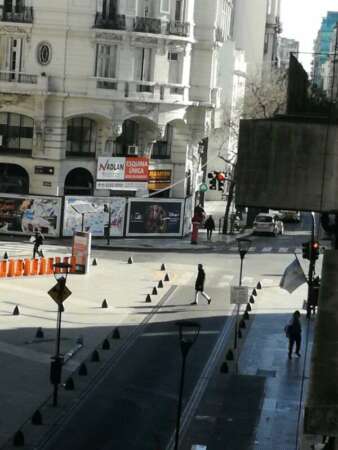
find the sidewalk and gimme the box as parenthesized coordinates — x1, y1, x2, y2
(181, 276, 315, 450)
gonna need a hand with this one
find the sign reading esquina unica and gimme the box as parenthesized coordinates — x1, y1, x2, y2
(97, 157, 149, 181)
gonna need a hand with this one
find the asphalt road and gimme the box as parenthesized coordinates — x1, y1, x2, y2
(2, 213, 316, 450)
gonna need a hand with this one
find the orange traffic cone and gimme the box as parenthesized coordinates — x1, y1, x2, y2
(31, 259, 38, 276)
(23, 259, 31, 276)
(47, 257, 54, 275)
(7, 259, 15, 277)
(70, 256, 77, 273)
(15, 259, 24, 277)
(39, 258, 46, 275)
(0, 260, 7, 277)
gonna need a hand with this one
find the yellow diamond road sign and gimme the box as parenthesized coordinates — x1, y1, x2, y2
(48, 283, 72, 305)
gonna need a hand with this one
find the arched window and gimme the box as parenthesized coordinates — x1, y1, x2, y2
(115, 119, 139, 156)
(66, 117, 97, 157)
(0, 113, 33, 155)
(151, 124, 172, 159)
(0, 163, 29, 194)
(64, 168, 93, 196)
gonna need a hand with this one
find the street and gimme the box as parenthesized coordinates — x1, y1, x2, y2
(0, 214, 317, 450)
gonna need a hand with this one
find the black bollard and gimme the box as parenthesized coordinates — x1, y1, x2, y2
(256, 281, 262, 290)
(65, 377, 75, 391)
(35, 327, 44, 338)
(226, 349, 234, 361)
(13, 430, 24, 447)
(78, 363, 88, 376)
(246, 303, 252, 312)
(31, 410, 42, 425)
(92, 258, 98, 266)
(102, 339, 110, 350)
(220, 361, 229, 373)
(164, 273, 170, 282)
(239, 319, 246, 329)
(112, 328, 120, 339)
(249, 295, 255, 304)
(252, 288, 257, 296)
(152, 287, 158, 295)
(160, 263, 166, 271)
(101, 299, 108, 308)
(128, 257, 133, 264)
(13, 305, 20, 316)
(243, 311, 250, 320)
(158, 280, 163, 288)
(146, 294, 151, 303)
(91, 350, 100, 362)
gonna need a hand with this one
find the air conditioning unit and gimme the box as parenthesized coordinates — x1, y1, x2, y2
(127, 145, 139, 156)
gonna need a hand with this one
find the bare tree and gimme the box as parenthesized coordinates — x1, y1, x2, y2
(219, 68, 288, 234)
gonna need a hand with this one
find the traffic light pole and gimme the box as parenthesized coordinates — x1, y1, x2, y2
(306, 213, 316, 319)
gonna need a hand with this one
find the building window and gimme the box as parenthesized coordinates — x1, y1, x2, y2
(115, 119, 139, 156)
(37, 41, 52, 65)
(95, 44, 118, 78)
(160, 0, 170, 13)
(66, 117, 97, 157)
(0, 112, 33, 155)
(151, 124, 172, 159)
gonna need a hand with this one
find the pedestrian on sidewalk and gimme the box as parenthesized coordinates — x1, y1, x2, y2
(205, 215, 215, 241)
(191, 263, 211, 305)
(32, 230, 44, 258)
(285, 310, 302, 359)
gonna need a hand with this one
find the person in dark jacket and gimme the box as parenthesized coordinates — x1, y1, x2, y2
(286, 310, 302, 359)
(32, 231, 44, 258)
(205, 215, 216, 240)
(191, 264, 211, 305)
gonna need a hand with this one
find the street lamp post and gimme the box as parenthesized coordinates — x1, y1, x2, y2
(174, 320, 200, 450)
(234, 238, 252, 351)
(104, 203, 112, 245)
(50, 261, 71, 407)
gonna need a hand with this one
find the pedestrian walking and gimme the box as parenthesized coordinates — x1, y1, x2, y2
(191, 264, 211, 305)
(32, 231, 44, 258)
(285, 310, 302, 359)
(204, 215, 215, 240)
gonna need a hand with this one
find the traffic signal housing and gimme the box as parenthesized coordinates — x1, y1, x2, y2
(312, 241, 320, 260)
(217, 172, 226, 191)
(208, 172, 217, 190)
(302, 241, 310, 260)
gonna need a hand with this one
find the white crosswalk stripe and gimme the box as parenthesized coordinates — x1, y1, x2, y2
(242, 276, 254, 284)
(278, 247, 289, 253)
(262, 247, 273, 252)
(261, 278, 275, 286)
(0, 242, 70, 258)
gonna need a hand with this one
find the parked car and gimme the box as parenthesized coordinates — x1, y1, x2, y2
(253, 213, 284, 236)
(279, 210, 301, 223)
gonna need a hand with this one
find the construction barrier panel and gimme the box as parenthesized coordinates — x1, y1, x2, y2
(70, 256, 77, 274)
(0, 260, 7, 277)
(62, 257, 69, 273)
(47, 258, 54, 275)
(7, 259, 15, 277)
(39, 258, 46, 276)
(54, 257, 61, 274)
(15, 259, 24, 277)
(31, 259, 38, 276)
(23, 259, 31, 276)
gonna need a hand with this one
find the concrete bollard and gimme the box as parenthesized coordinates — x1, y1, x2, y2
(102, 339, 110, 350)
(112, 328, 120, 339)
(64, 377, 75, 391)
(31, 410, 42, 425)
(226, 349, 234, 361)
(36, 327, 44, 338)
(146, 294, 151, 303)
(220, 362, 229, 373)
(13, 430, 24, 447)
(101, 299, 108, 308)
(91, 350, 100, 362)
(152, 287, 158, 295)
(78, 363, 88, 376)
(13, 305, 20, 316)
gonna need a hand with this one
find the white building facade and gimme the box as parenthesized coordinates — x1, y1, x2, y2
(0, 0, 234, 209)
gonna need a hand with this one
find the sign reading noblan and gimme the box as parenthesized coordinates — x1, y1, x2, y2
(236, 119, 338, 212)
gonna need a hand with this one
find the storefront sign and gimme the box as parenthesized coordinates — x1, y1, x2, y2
(0, 194, 61, 237)
(96, 181, 148, 191)
(34, 166, 55, 175)
(148, 169, 172, 191)
(72, 231, 91, 274)
(63, 196, 126, 237)
(97, 157, 149, 181)
(126, 198, 184, 237)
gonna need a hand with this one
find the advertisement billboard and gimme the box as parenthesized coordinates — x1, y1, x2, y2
(126, 199, 184, 237)
(97, 157, 149, 181)
(183, 196, 193, 236)
(0, 194, 61, 237)
(63, 196, 126, 237)
(72, 232, 91, 274)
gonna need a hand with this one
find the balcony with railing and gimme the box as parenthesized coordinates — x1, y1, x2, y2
(94, 13, 126, 30)
(88, 77, 190, 104)
(0, 6, 33, 23)
(167, 21, 190, 37)
(0, 71, 48, 95)
(93, 14, 191, 39)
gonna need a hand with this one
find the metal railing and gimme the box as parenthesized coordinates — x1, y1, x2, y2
(0, 7, 33, 23)
(133, 16, 161, 34)
(167, 21, 190, 37)
(94, 13, 126, 30)
(0, 71, 38, 84)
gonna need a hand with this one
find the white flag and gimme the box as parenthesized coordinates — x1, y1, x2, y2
(280, 258, 307, 293)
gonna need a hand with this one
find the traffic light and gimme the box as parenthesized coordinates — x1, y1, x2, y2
(208, 172, 217, 190)
(311, 241, 320, 260)
(217, 172, 226, 191)
(302, 241, 310, 260)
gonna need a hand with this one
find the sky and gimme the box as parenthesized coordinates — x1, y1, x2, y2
(280, 0, 338, 73)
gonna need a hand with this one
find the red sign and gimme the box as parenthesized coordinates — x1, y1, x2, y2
(125, 157, 149, 181)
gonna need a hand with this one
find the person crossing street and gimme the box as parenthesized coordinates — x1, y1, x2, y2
(191, 263, 211, 305)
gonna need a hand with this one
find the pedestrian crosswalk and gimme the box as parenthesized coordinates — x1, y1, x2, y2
(0, 241, 71, 259)
(227, 245, 300, 254)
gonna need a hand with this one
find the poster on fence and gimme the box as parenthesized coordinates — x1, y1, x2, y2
(183, 196, 193, 236)
(126, 198, 184, 237)
(0, 194, 61, 237)
(63, 196, 126, 237)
